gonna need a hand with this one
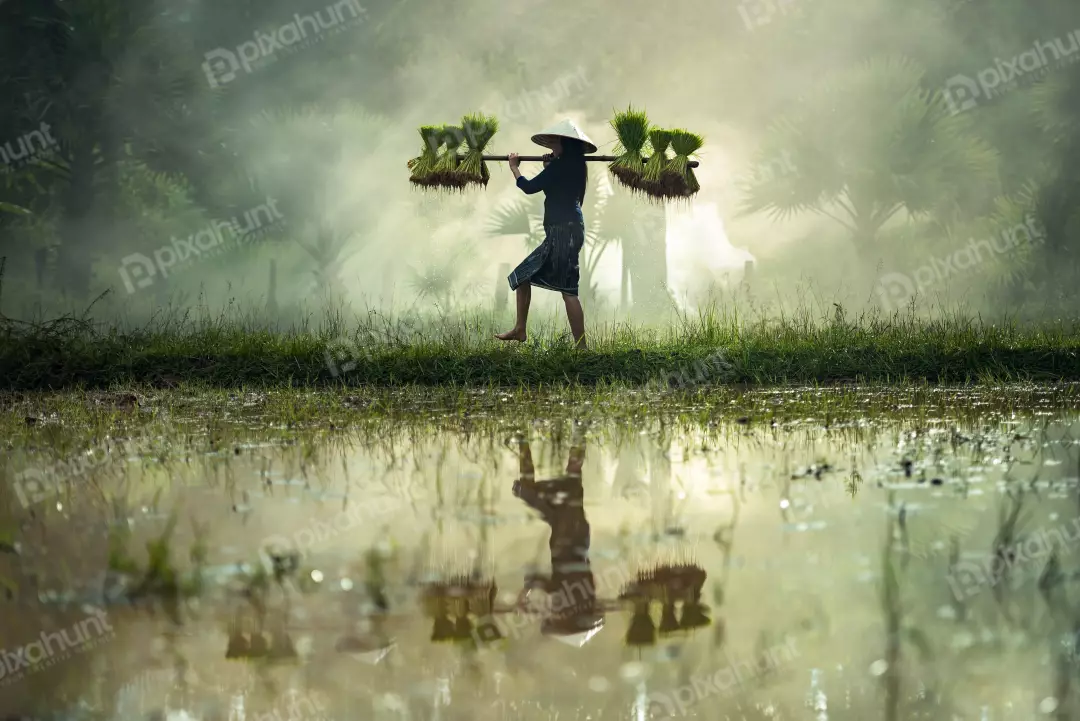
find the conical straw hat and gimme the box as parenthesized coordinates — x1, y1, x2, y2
(531, 118, 598, 154)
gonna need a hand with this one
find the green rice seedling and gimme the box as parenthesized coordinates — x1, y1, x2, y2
(667, 129, 703, 198)
(459, 113, 499, 188)
(409, 126, 444, 187)
(640, 128, 672, 198)
(431, 125, 467, 190)
(609, 106, 650, 193)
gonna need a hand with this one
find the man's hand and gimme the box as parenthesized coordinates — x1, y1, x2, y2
(508, 153, 520, 171)
(543, 153, 553, 168)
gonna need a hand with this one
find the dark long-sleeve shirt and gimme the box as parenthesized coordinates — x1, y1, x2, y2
(516, 156, 586, 226)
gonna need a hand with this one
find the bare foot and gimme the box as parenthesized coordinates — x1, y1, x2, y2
(495, 328, 527, 342)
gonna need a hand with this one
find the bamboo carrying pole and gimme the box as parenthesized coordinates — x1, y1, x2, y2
(482, 154, 699, 167)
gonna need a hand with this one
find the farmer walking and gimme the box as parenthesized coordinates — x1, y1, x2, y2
(496, 119, 596, 350)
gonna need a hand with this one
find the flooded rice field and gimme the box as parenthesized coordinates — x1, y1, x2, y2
(2, 385, 1080, 720)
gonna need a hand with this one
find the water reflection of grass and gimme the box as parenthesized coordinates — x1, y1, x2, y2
(2, 305, 1080, 388)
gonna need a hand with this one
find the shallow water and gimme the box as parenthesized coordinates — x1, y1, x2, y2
(3, 386, 1080, 720)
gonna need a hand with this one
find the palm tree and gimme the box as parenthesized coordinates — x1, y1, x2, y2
(297, 223, 363, 301)
(408, 261, 460, 313)
(244, 104, 390, 303)
(739, 56, 1000, 270)
(0, 0, 221, 298)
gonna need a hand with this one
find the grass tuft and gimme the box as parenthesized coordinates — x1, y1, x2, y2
(1, 302, 1079, 389)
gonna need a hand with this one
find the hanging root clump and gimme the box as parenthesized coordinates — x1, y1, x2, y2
(459, 113, 499, 188)
(667, 129, 704, 199)
(609, 106, 650, 194)
(431, 125, 467, 191)
(640, 128, 672, 202)
(408, 125, 444, 187)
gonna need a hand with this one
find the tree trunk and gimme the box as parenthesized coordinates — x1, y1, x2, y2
(57, 140, 98, 301)
(266, 259, 278, 316)
(620, 252, 630, 312)
(623, 203, 669, 317)
(495, 263, 509, 314)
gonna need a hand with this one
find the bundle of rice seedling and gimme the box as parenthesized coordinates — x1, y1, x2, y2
(431, 125, 467, 189)
(667, 129, 704, 198)
(609, 106, 650, 192)
(639, 128, 672, 197)
(409, 126, 443, 187)
(459, 113, 499, 188)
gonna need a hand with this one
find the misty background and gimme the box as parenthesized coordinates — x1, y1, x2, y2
(1, 0, 1079, 328)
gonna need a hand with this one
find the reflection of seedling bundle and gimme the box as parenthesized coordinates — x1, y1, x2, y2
(421, 575, 499, 644)
(620, 563, 710, 646)
(225, 615, 297, 661)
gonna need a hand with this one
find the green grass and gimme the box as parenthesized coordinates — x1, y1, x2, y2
(1, 303, 1079, 389)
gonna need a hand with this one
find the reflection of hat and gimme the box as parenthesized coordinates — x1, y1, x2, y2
(336, 635, 395, 664)
(531, 119, 598, 154)
(543, 614, 604, 647)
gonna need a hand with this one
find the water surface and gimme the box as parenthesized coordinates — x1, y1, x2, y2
(2, 385, 1080, 720)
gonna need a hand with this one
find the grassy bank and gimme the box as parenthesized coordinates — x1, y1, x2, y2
(2, 306, 1079, 389)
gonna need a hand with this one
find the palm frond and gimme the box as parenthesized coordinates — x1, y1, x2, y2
(486, 198, 534, 236)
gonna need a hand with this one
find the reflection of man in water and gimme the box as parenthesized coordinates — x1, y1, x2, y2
(512, 430, 603, 640)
